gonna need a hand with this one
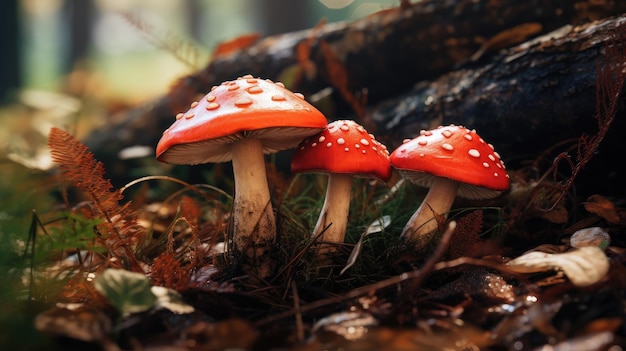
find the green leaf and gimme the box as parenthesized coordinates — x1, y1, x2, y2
(48, 212, 106, 253)
(94, 269, 157, 317)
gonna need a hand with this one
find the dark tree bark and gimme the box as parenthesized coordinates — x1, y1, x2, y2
(0, 0, 20, 102)
(365, 14, 626, 198)
(368, 15, 626, 156)
(64, 0, 96, 72)
(82, 0, 626, 178)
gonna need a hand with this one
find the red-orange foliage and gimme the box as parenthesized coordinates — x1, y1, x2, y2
(48, 127, 145, 273)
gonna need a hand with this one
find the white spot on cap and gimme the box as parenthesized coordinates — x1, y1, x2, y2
(311, 142, 317, 147)
(402, 139, 411, 144)
(442, 130, 453, 138)
(318, 136, 325, 143)
(355, 144, 360, 149)
(190, 101, 199, 108)
(235, 97, 253, 106)
(344, 147, 349, 152)
(271, 95, 286, 101)
(206, 94, 216, 102)
(468, 149, 480, 158)
(488, 154, 496, 162)
(483, 162, 490, 168)
(294, 92, 304, 99)
(340, 125, 349, 131)
(464, 134, 473, 141)
(360, 139, 369, 146)
(248, 86, 263, 94)
(337, 138, 345, 145)
(418, 140, 427, 146)
(441, 143, 454, 151)
(326, 142, 332, 148)
(206, 102, 219, 110)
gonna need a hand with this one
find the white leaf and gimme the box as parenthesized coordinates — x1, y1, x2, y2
(151, 286, 195, 314)
(506, 246, 609, 287)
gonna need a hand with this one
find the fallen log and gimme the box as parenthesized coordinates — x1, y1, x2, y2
(83, 0, 626, 167)
(369, 14, 626, 155)
(368, 14, 626, 198)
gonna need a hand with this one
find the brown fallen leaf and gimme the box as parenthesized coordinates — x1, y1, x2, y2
(584, 194, 622, 223)
(34, 303, 119, 351)
(211, 33, 261, 58)
(471, 22, 543, 61)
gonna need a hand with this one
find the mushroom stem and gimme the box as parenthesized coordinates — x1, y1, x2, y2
(401, 177, 460, 246)
(231, 138, 276, 277)
(312, 173, 353, 253)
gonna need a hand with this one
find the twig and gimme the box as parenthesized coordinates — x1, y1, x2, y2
(255, 221, 457, 327)
(291, 280, 304, 342)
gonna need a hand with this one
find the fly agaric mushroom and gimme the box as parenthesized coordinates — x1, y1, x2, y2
(156, 75, 327, 277)
(390, 124, 510, 247)
(291, 120, 391, 254)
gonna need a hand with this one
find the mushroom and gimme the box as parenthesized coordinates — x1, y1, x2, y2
(291, 120, 391, 254)
(156, 75, 327, 277)
(390, 124, 510, 248)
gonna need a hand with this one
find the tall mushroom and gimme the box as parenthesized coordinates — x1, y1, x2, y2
(156, 75, 327, 277)
(291, 120, 391, 255)
(390, 124, 510, 249)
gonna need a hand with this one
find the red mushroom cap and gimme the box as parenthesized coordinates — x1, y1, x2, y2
(156, 75, 328, 164)
(291, 120, 392, 181)
(390, 124, 510, 199)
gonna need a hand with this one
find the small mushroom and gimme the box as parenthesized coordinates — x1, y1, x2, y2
(390, 124, 510, 248)
(291, 120, 391, 255)
(156, 75, 328, 277)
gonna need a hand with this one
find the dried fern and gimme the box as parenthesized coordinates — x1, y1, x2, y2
(545, 26, 626, 210)
(48, 127, 144, 272)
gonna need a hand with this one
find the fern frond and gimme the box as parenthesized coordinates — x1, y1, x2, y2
(48, 127, 144, 272)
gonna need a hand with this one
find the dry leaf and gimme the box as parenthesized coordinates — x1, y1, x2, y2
(506, 246, 609, 287)
(341, 216, 391, 275)
(584, 194, 621, 223)
(34, 303, 120, 351)
(212, 33, 261, 58)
